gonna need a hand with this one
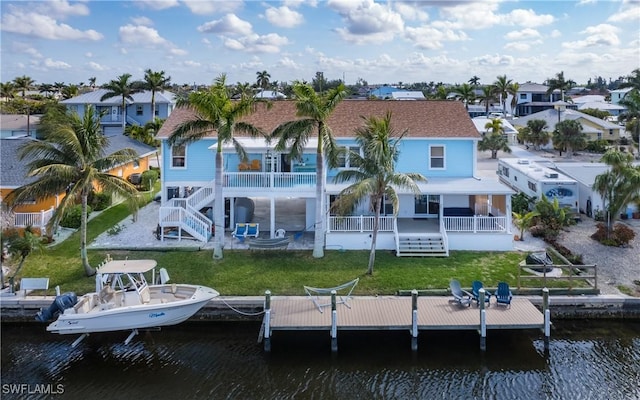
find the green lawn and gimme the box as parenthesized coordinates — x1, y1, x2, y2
(11, 199, 587, 296)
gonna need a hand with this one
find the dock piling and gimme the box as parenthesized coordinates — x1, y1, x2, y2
(263, 290, 271, 352)
(543, 287, 550, 351)
(331, 290, 338, 353)
(411, 289, 418, 352)
(479, 288, 487, 351)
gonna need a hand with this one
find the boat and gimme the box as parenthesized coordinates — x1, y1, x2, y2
(36, 258, 219, 345)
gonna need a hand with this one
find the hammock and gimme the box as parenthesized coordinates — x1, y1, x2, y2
(303, 278, 359, 313)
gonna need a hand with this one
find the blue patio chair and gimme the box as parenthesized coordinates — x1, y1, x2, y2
(246, 223, 259, 238)
(449, 279, 472, 307)
(471, 280, 491, 307)
(495, 282, 513, 308)
(232, 223, 248, 242)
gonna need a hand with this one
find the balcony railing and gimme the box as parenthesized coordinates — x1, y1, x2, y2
(12, 206, 54, 232)
(327, 216, 395, 232)
(223, 172, 316, 189)
(443, 216, 508, 233)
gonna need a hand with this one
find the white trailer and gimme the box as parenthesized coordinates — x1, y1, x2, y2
(497, 158, 579, 212)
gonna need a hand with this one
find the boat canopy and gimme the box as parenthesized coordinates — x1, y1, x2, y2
(97, 259, 157, 274)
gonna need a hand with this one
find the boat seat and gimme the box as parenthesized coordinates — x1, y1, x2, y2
(100, 286, 115, 304)
(139, 286, 151, 304)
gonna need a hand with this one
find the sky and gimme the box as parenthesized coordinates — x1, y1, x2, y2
(1, 0, 639, 88)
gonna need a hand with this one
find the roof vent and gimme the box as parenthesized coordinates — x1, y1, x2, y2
(517, 159, 530, 165)
(544, 172, 559, 178)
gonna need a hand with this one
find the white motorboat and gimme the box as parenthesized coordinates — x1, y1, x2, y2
(37, 258, 218, 345)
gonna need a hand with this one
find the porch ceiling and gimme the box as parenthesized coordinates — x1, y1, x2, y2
(327, 176, 515, 195)
(209, 138, 318, 152)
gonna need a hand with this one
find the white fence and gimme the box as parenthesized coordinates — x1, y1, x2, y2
(224, 172, 316, 189)
(443, 216, 508, 233)
(12, 206, 54, 232)
(327, 216, 395, 232)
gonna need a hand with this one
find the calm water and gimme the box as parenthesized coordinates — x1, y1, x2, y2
(1, 320, 639, 400)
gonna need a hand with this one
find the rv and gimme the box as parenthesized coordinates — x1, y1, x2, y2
(497, 158, 579, 212)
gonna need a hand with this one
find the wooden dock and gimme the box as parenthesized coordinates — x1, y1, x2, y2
(261, 292, 550, 352)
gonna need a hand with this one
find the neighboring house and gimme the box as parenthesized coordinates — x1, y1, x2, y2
(0, 135, 157, 234)
(255, 90, 285, 99)
(390, 91, 426, 100)
(512, 108, 622, 143)
(60, 89, 176, 135)
(0, 114, 41, 138)
(368, 86, 399, 99)
(610, 87, 633, 105)
(472, 117, 519, 144)
(155, 100, 516, 255)
(515, 82, 572, 117)
(572, 94, 627, 116)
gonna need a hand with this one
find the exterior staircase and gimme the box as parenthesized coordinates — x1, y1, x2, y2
(394, 219, 449, 257)
(158, 182, 215, 242)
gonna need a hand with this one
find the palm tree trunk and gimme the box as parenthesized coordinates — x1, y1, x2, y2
(151, 91, 156, 120)
(80, 193, 95, 276)
(367, 199, 382, 275)
(213, 151, 224, 259)
(312, 150, 325, 258)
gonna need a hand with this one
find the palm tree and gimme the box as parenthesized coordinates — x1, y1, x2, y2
(5, 226, 44, 289)
(509, 82, 520, 116)
(1, 82, 16, 100)
(520, 119, 550, 150)
(546, 71, 575, 102)
(234, 82, 253, 98)
(169, 74, 265, 260)
(144, 69, 171, 118)
(53, 82, 66, 97)
(101, 73, 142, 130)
(5, 105, 140, 276)
(478, 85, 496, 116)
(256, 70, 271, 92)
(618, 89, 640, 144)
(593, 150, 640, 239)
(454, 83, 475, 110)
(431, 85, 449, 100)
(492, 75, 512, 115)
(39, 83, 54, 98)
(332, 112, 426, 274)
(88, 77, 97, 90)
(271, 82, 349, 258)
(553, 120, 586, 158)
(13, 75, 34, 97)
(468, 76, 481, 87)
(512, 210, 539, 241)
(478, 118, 512, 159)
(619, 68, 640, 91)
(61, 85, 79, 99)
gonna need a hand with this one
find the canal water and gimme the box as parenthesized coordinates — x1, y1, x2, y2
(1, 320, 639, 400)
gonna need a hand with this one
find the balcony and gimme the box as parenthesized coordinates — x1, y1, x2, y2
(223, 172, 316, 190)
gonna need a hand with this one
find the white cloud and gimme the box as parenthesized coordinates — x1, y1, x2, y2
(119, 24, 170, 46)
(329, 0, 404, 44)
(562, 24, 620, 49)
(507, 9, 555, 28)
(470, 54, 516, 68)
(169, 48, 188, 56)
(607, 2, 640, 22)
(131, 16, 154, 26)
(1, 9, 103, 41)
(504, 42, 534, 52)
(394, 3, 429, 22)
(197, 14, 253, 35)
(37, 0, 90, 18)
(85, 52, 93, 58)
(405, 26, 468, 50)
(549, 30, 562, 39)
(276, 56, 301, 69)
(183, 60, 201, 67)
(135, 0, 179, 11)
(437, 1, 501, 30)
(223, 33, 289, 53)
(504, 28, 541, 41)
(87, 61, 107, 71)
(265, 6, 304, 28)
(43, 58, 71, 69)
(182, 0, 242, 15)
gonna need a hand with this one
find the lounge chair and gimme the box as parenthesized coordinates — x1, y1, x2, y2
(471, 280, 491, 307)
(495, 282, 513, 307)
(449, 279, 472, 307)
(246, 223, 259, 238)
(249, 159, 261, 171)
(232, 223, 248, 241)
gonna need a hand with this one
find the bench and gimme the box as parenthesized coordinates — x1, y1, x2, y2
(247, 237, 290, 250)
(19, 278, 49, 297)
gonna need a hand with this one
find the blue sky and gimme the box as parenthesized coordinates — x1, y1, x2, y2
(1, 0, 638, 88)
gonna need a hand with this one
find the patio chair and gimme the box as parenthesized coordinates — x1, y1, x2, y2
(250, 159, 261, 171)
(495, 282, 513, 308)
(471, 280, 491, 307)
(246, 223, 259, 238)
(449, 279, 472, 307)
(232, 223, 248, 241)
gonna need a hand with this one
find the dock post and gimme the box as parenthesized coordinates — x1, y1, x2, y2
(543, 287, 550, 351)
(264, 290, 271, 352)
(331, 290, 338, 353)
(479, 288, 487, 351)
(411, 289, 418, 352)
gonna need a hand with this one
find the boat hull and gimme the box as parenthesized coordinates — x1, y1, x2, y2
(46, 285, 218, 335)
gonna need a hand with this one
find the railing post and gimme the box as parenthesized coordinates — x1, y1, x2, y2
(263, 290, 271, 352)
(543, 287, 550, 351)
(593, 265, 598, 290)
(479, 288, 486, 351)
(473, 215, 478, 233)
(39, 209, 45, 233)
(411, 289, 418, 352)
(331, 290, 338, 353)
(359, 215, 364, 232)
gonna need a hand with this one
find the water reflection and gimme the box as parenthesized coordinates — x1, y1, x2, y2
(1, 321, 639, 400)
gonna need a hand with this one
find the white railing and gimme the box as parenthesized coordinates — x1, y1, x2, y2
(443, 216, 508, 233)
(12, 206, 54, 231)
(187, 182, 215, 210)
(327, 216, 395, 232)
(440, 218, 449, 256)
(158, 206, 211, 242)
(223, 172, 316, 189)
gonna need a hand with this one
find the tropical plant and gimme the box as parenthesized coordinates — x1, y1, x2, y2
(88, 76, 97, 90)
(509, 82, 519, 116)
(1, 82, 16, 100)
(592, 150, 640, 241)
(618, 89, 640, 144)
(431, 85, 449, 100)
(546, 71, 575, 102)
(61, 84, 79, 99)
(13, 75, 34, 97)
(234, 82, 253, 98)
(478, 118, 512, 159)
(468, 76, 480, 87)
(331, 112, 426, 275)
(512, 210, 539, 241)
(478, 85, 496, 116)
(519, 119, 550, 150)
(144, 69, 171, 118)
(530, 195, 575, 242)
(553, 120, 587, 158)
(618, 68, 640, 91)
(271, 82, 349, 258)
(492, 75, 512, 115)
(39, 83, 54, 98)
(454, 83, 475, 110)
(5, 105, 140, 276)
(101, 73, 142, 130)
(5, 226, 44, 289)
(169, 74, 265, 259)
(511, 192, 536, 214)
(256, 70, 271, 91)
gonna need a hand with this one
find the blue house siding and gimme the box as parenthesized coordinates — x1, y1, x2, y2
(162, 140, 215, 182)
(396, 139, 475, 178)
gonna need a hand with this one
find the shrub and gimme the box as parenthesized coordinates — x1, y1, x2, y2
(60, 205, 92, 229)
(140, 169, 159, 191)
(149, 166, 161, 179)
(585, 139, 609, 153)
(591, 222, 636, 247)
(512, 192, 536, 214)
(89, 191, 111, 211)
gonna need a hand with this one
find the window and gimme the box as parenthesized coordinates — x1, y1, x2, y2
(501, 166, 509, 177)
(133, 159, 140, 169)
(528, 181, 537, 192)
(136, 105, 143, 116)
(520, 93, 526, 100)
(337, 146, 360, 168)
(171, 145, 186, 168)
(429, 145, 445, 169)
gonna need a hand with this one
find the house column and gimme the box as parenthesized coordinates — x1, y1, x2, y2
(506, 195, 512, 234)
(270, 197, 275, 238)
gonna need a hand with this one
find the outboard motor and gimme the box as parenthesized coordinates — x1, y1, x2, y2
(35, 292, 77, 322)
